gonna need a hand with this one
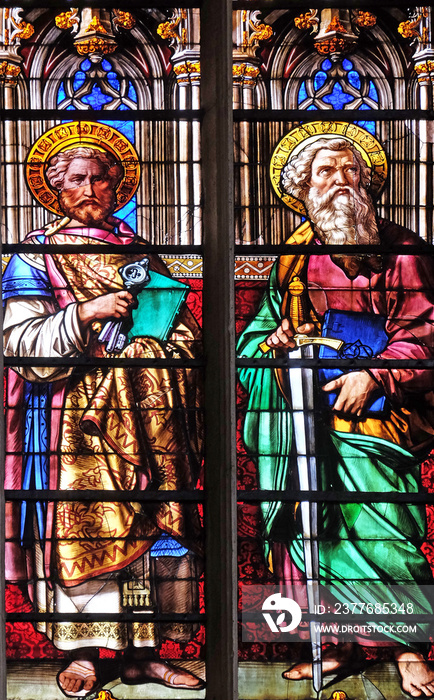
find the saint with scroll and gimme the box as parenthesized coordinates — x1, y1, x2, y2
(3, 121, 204, 696)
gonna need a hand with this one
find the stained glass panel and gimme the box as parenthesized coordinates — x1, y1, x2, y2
(2, 6, 205, 698)
(234, 6, 434, 699)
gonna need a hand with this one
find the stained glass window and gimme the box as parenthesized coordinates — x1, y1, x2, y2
(3, 4, 434, 700)
(2, 6, 205, 699)
(234, 5, 434, 700)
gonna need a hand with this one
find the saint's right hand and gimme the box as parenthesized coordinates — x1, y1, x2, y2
(265, 321, 315, 349)
(78, 291, 135, 329)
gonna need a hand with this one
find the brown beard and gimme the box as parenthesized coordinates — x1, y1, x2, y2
(305, 185, 382, 279)
(59, 190, 116, 226)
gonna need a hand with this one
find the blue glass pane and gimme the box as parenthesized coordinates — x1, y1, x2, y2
(323, 83, 353, 109)
(66, 105, 75, 111)
(342, 58, 353, 71)
(128, 83, 138, 103)
(355, 120, 376, 135)
(101, 59, 112, 72)
(298, 82, 308, 105)
(118, 104, 130, 110)
(321, 58, 332, 70)
(101, 120, 136, 228)
(107, 71, 120, 91)
(72, 71, 86, 92)
(81, 85, 112, 109)
(359, 104, 371, 110)
(307, 105, 318, 110)
(313, 71, 327, 91)
(348, 70, 361, 90)
(369, 81, 379, 102)
(101, 119, 135, 143)
(150, 534, 188, 558)
(80, 58, 91, 71)
(57, 82, 66, 105)
(116, 197, 136, 231)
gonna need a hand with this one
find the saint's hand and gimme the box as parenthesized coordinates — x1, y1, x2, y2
(322, 371, 378, 417)
(78, 291, 135, 329)
(266, 321, 315, 349)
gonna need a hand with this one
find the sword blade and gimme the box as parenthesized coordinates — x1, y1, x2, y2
(289, 345, 322, 693)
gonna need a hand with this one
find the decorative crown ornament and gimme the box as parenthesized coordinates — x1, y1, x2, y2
(294, 8, 376, 60)
(55, 8, 135, 62)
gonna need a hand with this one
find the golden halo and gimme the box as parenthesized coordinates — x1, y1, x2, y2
(270, 121, 388, 215)
(25, 121, 141, 215)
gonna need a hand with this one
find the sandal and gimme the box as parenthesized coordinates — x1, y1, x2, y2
(57, 657, 120, 698)
(57, 660, 101, 698)
(121, 659, 205, 690)
(159, 665, 205, 690)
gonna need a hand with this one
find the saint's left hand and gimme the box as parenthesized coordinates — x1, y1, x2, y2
(322, 371, 378, 417)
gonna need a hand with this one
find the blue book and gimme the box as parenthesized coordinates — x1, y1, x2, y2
(318, 309, 388, 415)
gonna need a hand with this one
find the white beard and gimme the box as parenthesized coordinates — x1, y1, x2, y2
(305, 185, 380, 246)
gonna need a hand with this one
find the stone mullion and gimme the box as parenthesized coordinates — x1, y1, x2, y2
(178, 82, 191, 244)
(191, 80, 201, 244)
(233, 10, 271, 244)
(201, 0, 237, 698)
(156, 9, 201, 246)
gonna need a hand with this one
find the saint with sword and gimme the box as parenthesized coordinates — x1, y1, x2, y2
(238, 121, 434, 697)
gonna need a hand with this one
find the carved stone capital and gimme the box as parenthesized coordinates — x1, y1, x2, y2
(233, 62, 260, 87)
(0, 59, 21, 86)
(173, 60, 200, 84)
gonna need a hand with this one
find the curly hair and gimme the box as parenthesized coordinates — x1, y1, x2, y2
(281, 137, 372, 201)
(46, 147, 123, 191)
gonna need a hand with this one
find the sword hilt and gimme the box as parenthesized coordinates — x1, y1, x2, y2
(293, 334, 343, 351)
(258, 334, 343, 354)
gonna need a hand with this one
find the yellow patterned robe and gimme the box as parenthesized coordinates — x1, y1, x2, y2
(48, 233, 203, 586)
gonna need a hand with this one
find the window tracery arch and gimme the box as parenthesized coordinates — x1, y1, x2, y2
(56, 58, 138, 111)
(268, 15, 408, 112)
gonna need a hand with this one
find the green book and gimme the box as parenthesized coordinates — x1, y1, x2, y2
(128, 270, 189, 342)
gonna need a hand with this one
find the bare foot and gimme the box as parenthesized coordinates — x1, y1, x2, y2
(395, 651, 434, 697)
(283, 643, 361, 680)
(57, 659, 98, 697)
(122, 659, 204, 688)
